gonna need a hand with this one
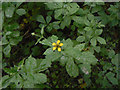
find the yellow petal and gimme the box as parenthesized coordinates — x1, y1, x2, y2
(57, 40, 60, 44)
(58, 47, 61, 52)
(53, 47, 57, 51)
(52, 43, 56, 46)
(59, 43, 63, 46)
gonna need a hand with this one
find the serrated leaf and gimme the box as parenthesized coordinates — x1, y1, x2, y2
(25, 56, 37, 72)
(45, 51, 62, 62)
(62, 39, 73, 49)
(35, 58, 51, 72)
(34, 73, 47, 84)
(43, 48, 53, 55)
(79, 64, 91, 74)
(74, 43, 85, 51)
(60, 56, 68, 66)
(39, 39, 51, 46)
(77, 51, 98, 65)
(23, 81, 34, 88)
(66, 57, 79, 77)
(50, 35, 58, 43)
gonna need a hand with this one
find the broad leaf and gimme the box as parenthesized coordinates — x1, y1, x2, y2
(66, 57, 79, 77)
(97, 37, 106, 44)
(5, 7, 15, 18)
(16, 8, 26, 16)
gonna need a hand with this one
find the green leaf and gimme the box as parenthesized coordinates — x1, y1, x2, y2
(23, 81, 34, 88)
(36, 15, 46, 23)
(46, 15, 52, 24)
(9, 37, 22, 45)
(66, 3, 79, 15)
(5, 23, 19, 31)
(50, 35, 58, 43)
(77, 51, 98, 65)
(5, 7, 15, 18)
(79, 64, 91, 74)
(72, 16, 84, 24)
(35, 58, 51, 72)
(45, 51, 62, 62)
(76, 36, 85, 42)
(43, 48, 53, 55)
(95, 29, 103, 35)
(52, 23, 60, 29)
(108, 49, 115, 59)
(34, 73, 47, 84)
(39, 39, 51, 46)
(3, 44, 11, 56)
(25, 56, 37, 72)
(87, 13, 94, 21)
(111, 54, 118, 67)
(94, 46, 100, 53)
(16, 8, 26, 16)
(60, 56, 68, 66)
(63, 16, 71, 26)
(46, 2, 63, 10)
(106, 72, 118, 85)
(60, 20, 65, 29)
(54, 9, 63, 19)
(39, 35, 58, 46)
(97, 37, 106, 44)
(62, 39, 73, 49)
(4, 67, 17, 75)
(74, 43, 85, 51)
(101, 77, 112, 88)
(84, 27, 92, 31)
(11, 31, 20, 37)
(92, 6, 102, 13)
(84, 17, 90, 26)
(2, 36, 8, 45)
(90, 37, 97, 46)
(66, 57, 79, 77)
(2, 75, 13, 88)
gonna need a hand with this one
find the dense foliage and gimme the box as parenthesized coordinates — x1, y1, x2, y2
(1, 2, 120, 88)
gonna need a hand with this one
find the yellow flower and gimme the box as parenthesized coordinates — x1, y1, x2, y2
(52, 40, 63, 52)
(23, 19, 28, 23)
